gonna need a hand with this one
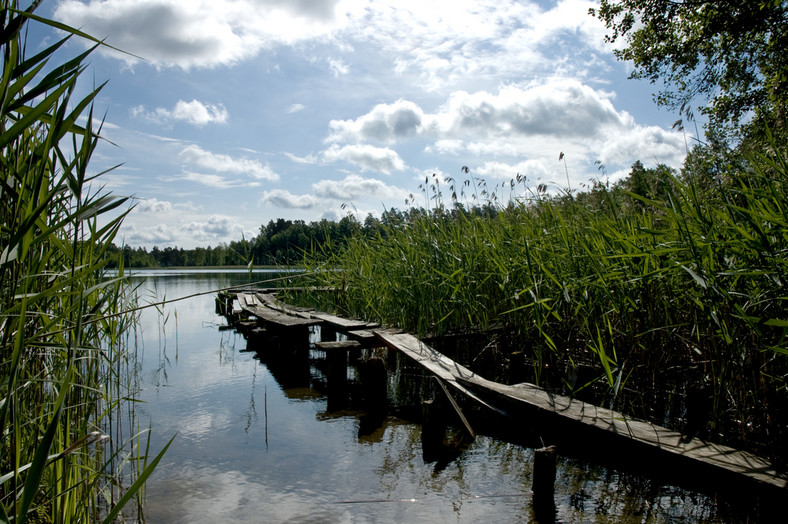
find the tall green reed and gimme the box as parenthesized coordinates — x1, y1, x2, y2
(1, 3, 170, 522)
(294, 147, 787, 460)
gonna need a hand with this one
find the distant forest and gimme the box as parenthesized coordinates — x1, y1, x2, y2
(104, 206, 503, 268)
(105, 160, 675, 269)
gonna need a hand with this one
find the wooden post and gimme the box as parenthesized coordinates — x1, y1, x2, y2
(327, 347, 348, 385)
(421, 398, 446, 463)
(358, 357, 388, 438)
(320, 324, 337, 342)
(533, 445, 557, 523)
(362, 357, 387, 409)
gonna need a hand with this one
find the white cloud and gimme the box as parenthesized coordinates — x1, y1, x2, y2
(321, 144, 405, 173)
(131, 99, 228, 126)
(55, 1, 612, 88)
(312, 174, 407, 201)
(327, 57, 349, 77)
(285, 152, 319, 164)
(180, 171, 261, 189)
(327, 80, 685, 185)
(475, 160, 551, 183)
(184, 215, 243, 238)
(259, 189, 320, 209)
(136, 197, 173, 213)
(327, 99, 425, 144)
(431, 81, 627, 139)
(54, 0, 353, 69)
(126, 223, 176, 245)
(286, 103, 305, 113)
(598, 125, 686, 167)
(172, 99, 228, 125)
(180, 145, 280, 181)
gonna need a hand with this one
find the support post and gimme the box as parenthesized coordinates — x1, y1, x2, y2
(533, 445, 557, 523)
(421, 398, 446, 463)
(362, 357, 387, 409)
(320, 324, 337, 342)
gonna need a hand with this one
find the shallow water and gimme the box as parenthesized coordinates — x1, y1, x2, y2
(129, 270, 736, 523)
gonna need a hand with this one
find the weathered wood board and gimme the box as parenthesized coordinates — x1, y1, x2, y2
(315, 340, 362, 351)
(255, 293, 314, 317)
(237, 293, 317, 329)
(372, 329, 506, 415)
(309, 311, 371, 330)
(373, 329, 787, 491)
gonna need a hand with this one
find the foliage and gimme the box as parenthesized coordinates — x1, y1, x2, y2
(290, 150, 788, 464)
(590, 0, 788, 135)
(1, 2, 168, 521)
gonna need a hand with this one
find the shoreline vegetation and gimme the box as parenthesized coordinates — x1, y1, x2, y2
(1, 4, 170, 522)
(283, 146, 788, 472)
(3, 0, 786, 521)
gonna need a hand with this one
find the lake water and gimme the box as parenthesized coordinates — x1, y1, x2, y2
(129, 270, 736, 523)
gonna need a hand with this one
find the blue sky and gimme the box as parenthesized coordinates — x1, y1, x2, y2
(40, 0, 692, 249)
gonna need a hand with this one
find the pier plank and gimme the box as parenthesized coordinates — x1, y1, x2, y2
(309, 311, 370, 330)
(255, 293, 314, 318)
(237, 293, 317, 329)
(223, 290, 786, 492)
(373, 329, 787, 491)
(315, 340, 362, 351)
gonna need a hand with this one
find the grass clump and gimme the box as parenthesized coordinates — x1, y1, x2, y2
(293, 143, 788, 466)
(0, 3, 169, 522)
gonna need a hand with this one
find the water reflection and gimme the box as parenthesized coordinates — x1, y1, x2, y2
(130, 270, 739, 523)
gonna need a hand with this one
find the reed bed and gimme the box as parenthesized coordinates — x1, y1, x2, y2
(293, 146, 788, 466)
(1, 3, 168, 522)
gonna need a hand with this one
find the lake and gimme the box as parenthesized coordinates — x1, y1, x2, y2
(129, 269, 734, 523)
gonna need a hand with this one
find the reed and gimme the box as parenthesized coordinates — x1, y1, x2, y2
(1, 3, 169, 522)
(293, 142, 788, 463)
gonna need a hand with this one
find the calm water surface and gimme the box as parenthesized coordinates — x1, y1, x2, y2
(130, 270, 728, 523)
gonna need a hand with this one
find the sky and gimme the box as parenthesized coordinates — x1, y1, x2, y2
(37, 0, 694, 249)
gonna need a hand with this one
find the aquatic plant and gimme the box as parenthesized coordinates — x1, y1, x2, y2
(293, 143, 788, 463)
(0, 2, 170, 521)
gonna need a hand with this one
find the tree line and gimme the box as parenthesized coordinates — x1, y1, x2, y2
(105, 155, 702, 269)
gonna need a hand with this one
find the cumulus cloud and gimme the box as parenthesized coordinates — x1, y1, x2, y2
(180, 145, 280, 181)
(184, 215, 243, 238)
(260, 175, 407, 209)
(172, 100, 228, 125)
(136, 197, 173, 213)
(321, 144, 405, 173)
(54, 1, 611, 87)
(312, 174, 406, 201)
(327, 99, 425, 144)
(332, 81, 628, 145)
(432, 82, 627, 139)
(260, 189, 320, 209)
(127, 223, 176, 245)
(328, 80, 685, 183)
(54, 0, 350, 69)
(132, 99, 228, 126)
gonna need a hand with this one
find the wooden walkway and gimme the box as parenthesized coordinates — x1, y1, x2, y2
(223, 290, 786, 493)
(373, 330, 786, 492)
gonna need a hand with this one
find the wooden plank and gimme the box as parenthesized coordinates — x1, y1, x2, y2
(310, 311, 370, 330)
(346, 329, 377, 342)
(372, 330, 506, 415)
(435, 376, 476, 439)
(237, 293, 317, 328)
(255, 293, 314, 318)
(462, 377, 786, 490)
(315, 340, 361, 350)
(373, 329, 787, 491)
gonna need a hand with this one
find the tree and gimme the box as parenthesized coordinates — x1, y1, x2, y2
(590, 1, 788, 134)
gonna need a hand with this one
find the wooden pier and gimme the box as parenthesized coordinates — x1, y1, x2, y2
(219, 289, 787, 498)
